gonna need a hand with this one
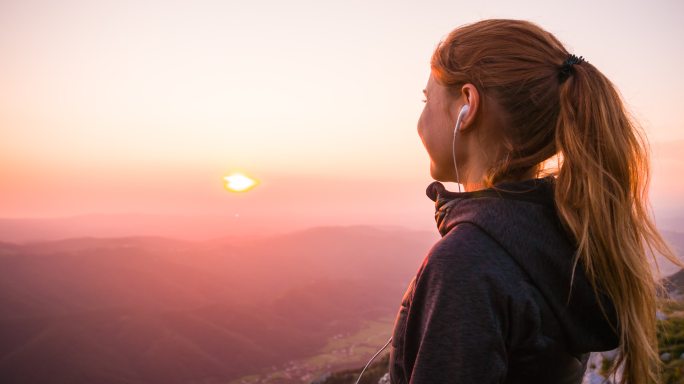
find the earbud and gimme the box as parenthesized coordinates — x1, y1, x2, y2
(452, 104, 469, 192)
(454, 104, 470, 134)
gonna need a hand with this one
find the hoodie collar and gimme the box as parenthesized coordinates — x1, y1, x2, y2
(426, 175, 557, 237)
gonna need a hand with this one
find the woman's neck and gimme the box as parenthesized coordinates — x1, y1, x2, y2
(461, 167, 540, 192)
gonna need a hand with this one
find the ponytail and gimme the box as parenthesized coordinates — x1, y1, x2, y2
(555, 58, 683, 383)
(431, 19, 684, 384)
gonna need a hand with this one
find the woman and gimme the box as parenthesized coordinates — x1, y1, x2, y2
(388, 19, 683, 384)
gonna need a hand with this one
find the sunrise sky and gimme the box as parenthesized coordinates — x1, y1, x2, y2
(1, 0, 683, 237)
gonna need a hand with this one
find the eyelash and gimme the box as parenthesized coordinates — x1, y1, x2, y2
(422, 99, 427, 103)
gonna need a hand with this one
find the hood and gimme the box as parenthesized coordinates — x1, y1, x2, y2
(426, 176, 620, 353)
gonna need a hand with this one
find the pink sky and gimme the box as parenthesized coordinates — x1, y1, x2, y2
(1, 0, 683, 235)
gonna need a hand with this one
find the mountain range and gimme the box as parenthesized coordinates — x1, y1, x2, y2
(0, 225, 436, 383)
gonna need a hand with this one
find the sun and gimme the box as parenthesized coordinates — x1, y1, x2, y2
(223, 173, 258, 193)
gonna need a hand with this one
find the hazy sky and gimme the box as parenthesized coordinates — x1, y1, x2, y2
(1, 0, 682, 228)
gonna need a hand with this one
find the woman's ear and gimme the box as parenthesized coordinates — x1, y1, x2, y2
(458, 83, 479, 132)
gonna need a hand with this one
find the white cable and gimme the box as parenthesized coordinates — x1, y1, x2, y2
(452, 129, 462, 193)
(354, 336, 393, 384)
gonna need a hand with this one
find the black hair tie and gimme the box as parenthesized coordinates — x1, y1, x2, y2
(558, 54, 585, 83)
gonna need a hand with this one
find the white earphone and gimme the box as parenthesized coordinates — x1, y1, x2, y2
(454, 104, 470, 134)
(453, 104, 470, 192)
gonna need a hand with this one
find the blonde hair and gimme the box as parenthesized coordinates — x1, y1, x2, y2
(431, 19, 684, 383)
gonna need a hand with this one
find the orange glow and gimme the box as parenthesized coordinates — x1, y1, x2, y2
(0, 0, 682, 232)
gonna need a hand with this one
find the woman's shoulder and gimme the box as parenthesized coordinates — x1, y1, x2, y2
(426, 221, 528, 272)
(422, 221, 528, 282)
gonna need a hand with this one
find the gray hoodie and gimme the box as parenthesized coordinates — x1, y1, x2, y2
(388, 176, 620, 384)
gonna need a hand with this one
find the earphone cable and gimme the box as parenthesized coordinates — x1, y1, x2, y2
(354, 336, 393, 384)
(453, 130, 462, 193)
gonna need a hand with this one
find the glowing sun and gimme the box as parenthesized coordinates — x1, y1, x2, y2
(223, 173, 258, 192)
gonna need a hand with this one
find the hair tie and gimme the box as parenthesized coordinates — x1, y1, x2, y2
(558, 54, 585, 82)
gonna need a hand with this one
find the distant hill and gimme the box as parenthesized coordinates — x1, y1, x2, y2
(0, 225, 436, 384)
(664, 267, 684, 296)
(655, 230, 684, 277)
(0, 214, 273, 243)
